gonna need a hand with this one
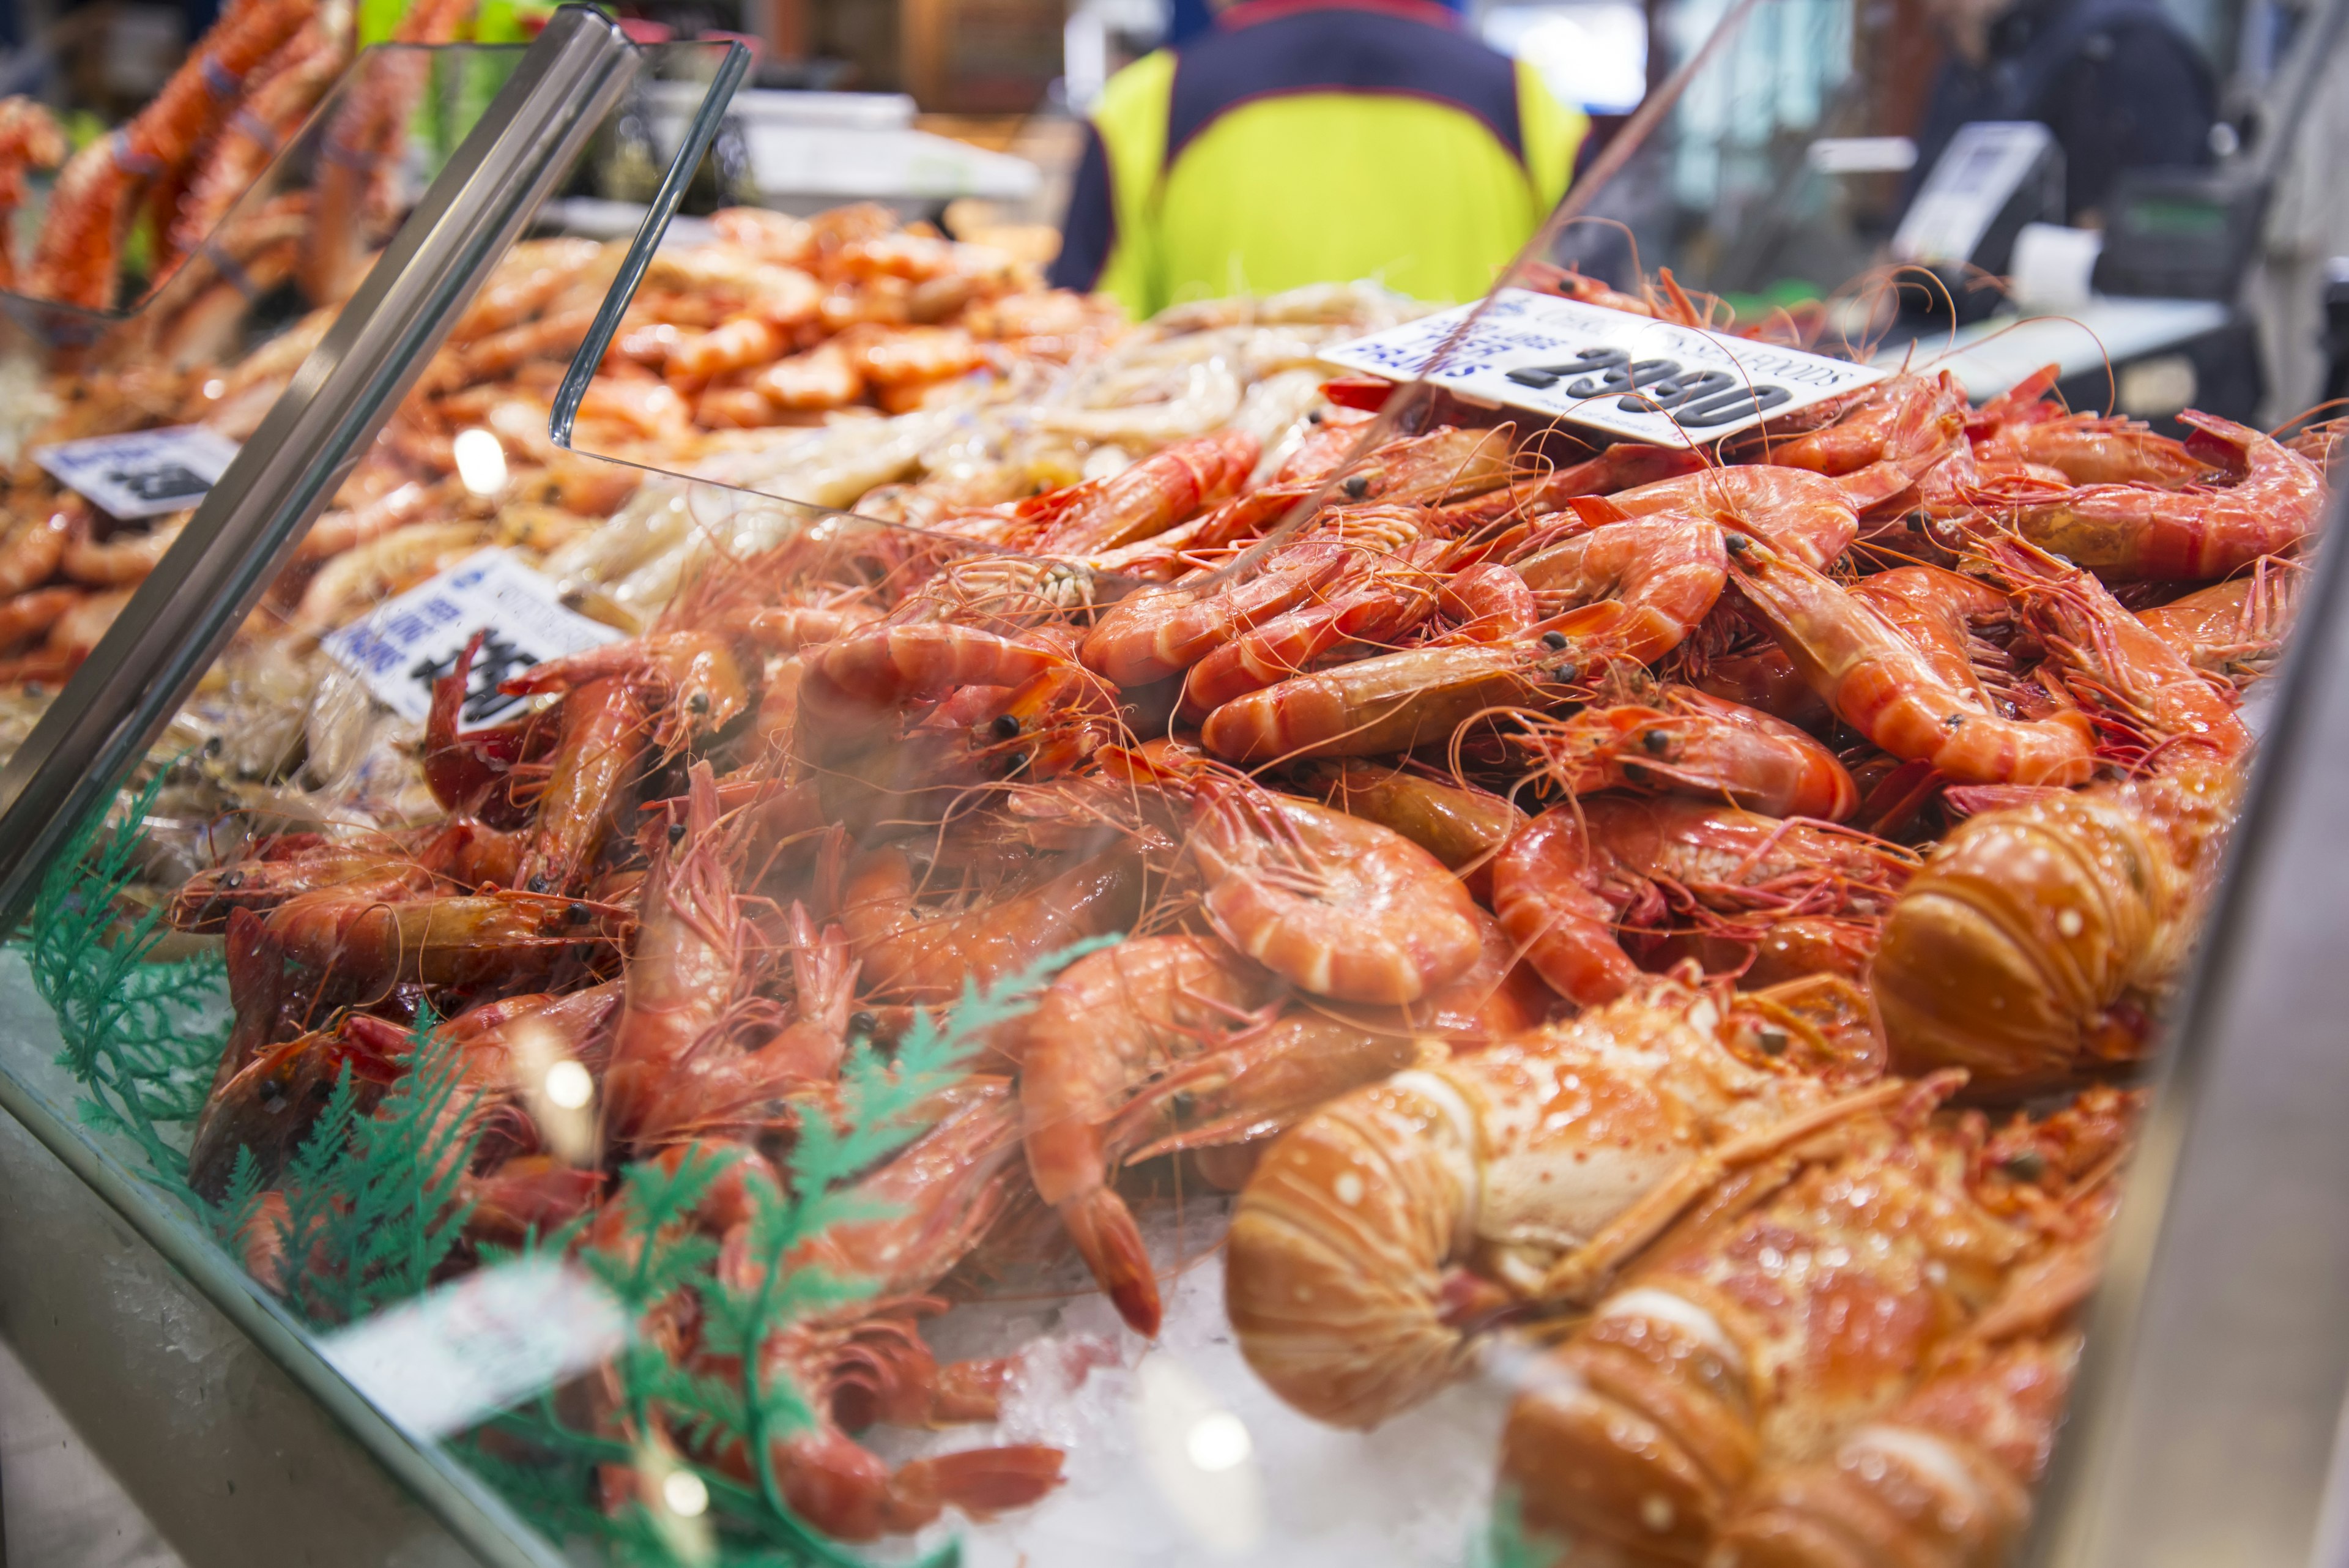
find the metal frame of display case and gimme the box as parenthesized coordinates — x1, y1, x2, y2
(0, 12, 745, 1567)
(0, 7, 651, 932)
(2024, 483, 2349, 1568)
(5, 12, 2349, 1563)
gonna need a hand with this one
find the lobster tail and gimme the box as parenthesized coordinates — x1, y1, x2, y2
(1499, 1287, 1758, 1563)
(1873, 775, 2223, 1096)
(1225, 1076, 1475, 1429)
(1714, 1333, 2079, 1568)
(1713, 1425, 2029, 1568)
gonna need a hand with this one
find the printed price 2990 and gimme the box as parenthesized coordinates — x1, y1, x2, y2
(1504, 348, 1791, 426)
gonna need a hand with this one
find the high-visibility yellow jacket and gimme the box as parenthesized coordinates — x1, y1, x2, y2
(1047, 0, 1584, 318)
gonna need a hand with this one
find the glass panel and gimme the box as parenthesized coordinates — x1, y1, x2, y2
(0, 4, 2329, 1567)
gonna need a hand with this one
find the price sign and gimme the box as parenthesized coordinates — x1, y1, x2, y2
(1321, 289, 1883, 448)
(32, 425, 242, 519)
(322, 549, 621, 729)
(321, 1258, 629, 1438)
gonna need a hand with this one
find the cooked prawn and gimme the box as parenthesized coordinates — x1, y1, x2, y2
(1728, 538, 2096, 785)
(1493, 796, 1915, 1005)
(1515, 682, 1857, 820)
(1961, 411, 2325, 581)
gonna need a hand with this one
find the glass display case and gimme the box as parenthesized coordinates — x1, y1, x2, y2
(1, 8, 2347, 1568)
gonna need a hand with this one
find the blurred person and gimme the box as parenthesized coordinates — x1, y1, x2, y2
(1902, 0, 2216, 228)
(1047, 0, 1585, 316)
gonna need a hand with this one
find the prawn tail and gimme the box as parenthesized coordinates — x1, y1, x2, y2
(888, 1445, 1067, 1529)
(1059, 1186, 1162, 1337)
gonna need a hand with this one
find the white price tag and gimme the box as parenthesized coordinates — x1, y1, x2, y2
(1321, 289, 1884, 448)
(32, 425, 241, 518)
(322, 549, 622, 729)
(321, 1258, 629, 1438)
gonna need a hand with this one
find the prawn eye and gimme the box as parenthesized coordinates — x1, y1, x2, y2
(1906, 514, 1926, 532)
(566, 901, 593, 924)
(1552, 662, 1580, 684)
(850, 1010, 878, 1037)
(990, 713, 1022, 740)
(220, 869, 244, 890)
(2001, 1150, 2047, 1181)
(1756, 1027, 1789, 1056)
(258, 1076, 289, 1112)
(667, 820, 686, 844)
(527, 873, 551, 893)
(688, 691, 710, 715)
(1641, 729, 1670, 755)
(1342, 475, 1370, 499)
(1724, 533, 1751, 554)
(1003, 751, 1031, 777)
(1541, 631, 1569, 651)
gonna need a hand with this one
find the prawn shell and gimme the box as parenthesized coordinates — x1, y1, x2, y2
(1201, 645, 1561, 764)
(1193, 797, 1483, 1004)
(1298, 760, 1526, 905)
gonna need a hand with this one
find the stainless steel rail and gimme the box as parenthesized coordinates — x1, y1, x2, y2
(2027, 489, 2349, 1568)
(0, 5, 640, 932)
(0, 12, 653, 1566)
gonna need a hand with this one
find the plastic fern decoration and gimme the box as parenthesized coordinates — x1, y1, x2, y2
(1474, 1491, 1563, 1568)
(468, 936, 1113, 1568)
(29, 766, 227, 1185)
(269, 1005, 486, 1327)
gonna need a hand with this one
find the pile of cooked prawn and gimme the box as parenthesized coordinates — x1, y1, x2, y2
(147, 285, 2334, 1562)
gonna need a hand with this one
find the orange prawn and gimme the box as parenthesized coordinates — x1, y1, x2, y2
(1976, 532, 2251, 765)
(1179, 533, 1450, 716)
(692, 1094, 1070, 1539)
(511, 677, 646, 896)
(1292, 759, 1526, 903)
(1978, 411, 2214, 488)
(1021, 429, 1258, 554)
(1160, 757, 1487, 1004)
(1601, 464, 1869, 569)
(1515, 682, 1858, 820)
(1493, 796, 1916, 1006)
(263, 885, 621, 993)
(505, 628, 751, 751)
(1079, 536, 1352, 687)
(837, 844, 1143, 1006)
(1728, 538, 2096, 785)
(602, 765, 782, 1146)
(28, 0, 314, 308)
(1200, 516, 1724, 764)
(0, 98, 65, 291)
(1017, 934, 1283, 1332)
(1961, 410, 2325, 581)
(1767, 370, 1968, 478)
(2136, 556, 2304, 686)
